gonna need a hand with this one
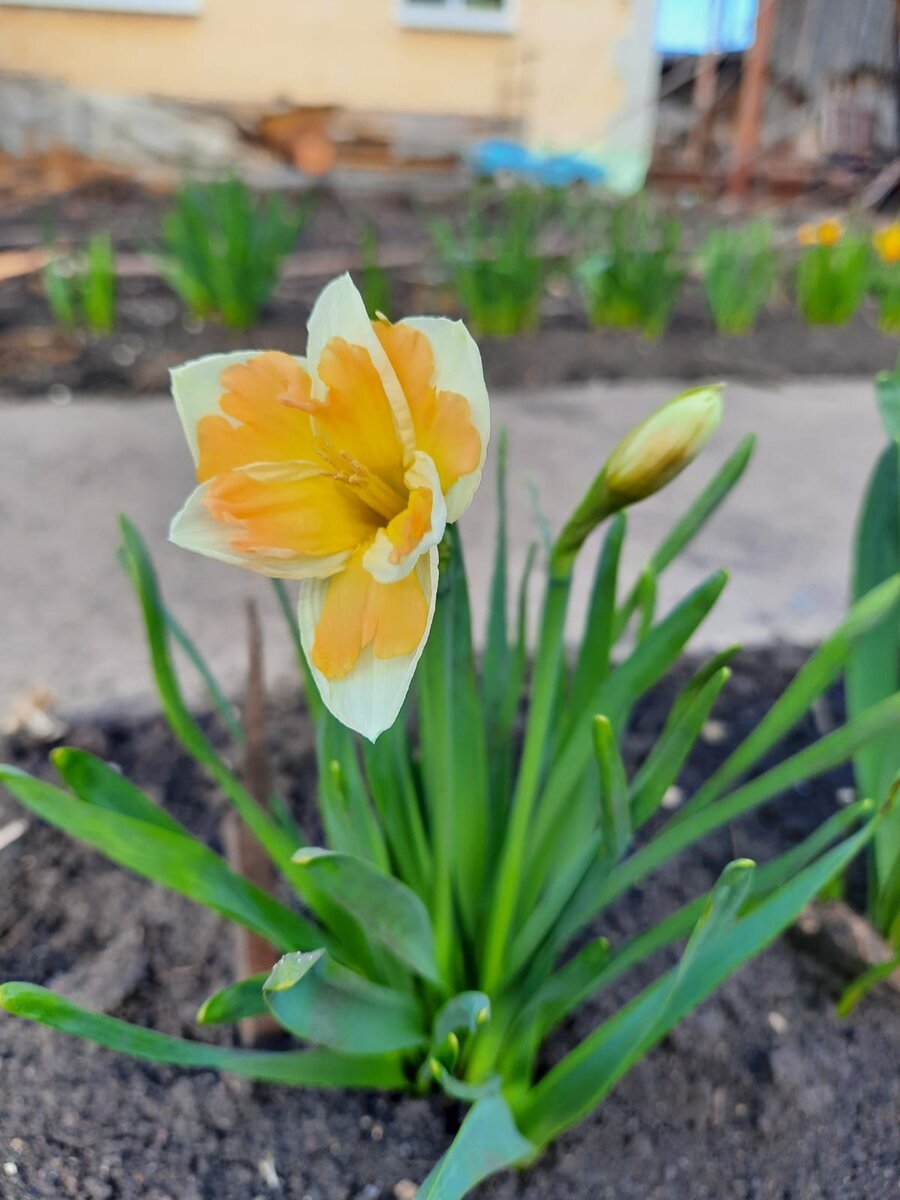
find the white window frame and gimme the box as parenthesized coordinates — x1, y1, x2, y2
(397, 0, 515, 36)
(0, 0, 199, 14)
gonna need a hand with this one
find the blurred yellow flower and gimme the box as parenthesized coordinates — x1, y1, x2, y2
(798, 219, 843, 248)
(873, 225, 900, 265)
(168, 274, 489, 739)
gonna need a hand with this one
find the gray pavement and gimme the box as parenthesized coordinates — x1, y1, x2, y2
(0, 378, 883, 718)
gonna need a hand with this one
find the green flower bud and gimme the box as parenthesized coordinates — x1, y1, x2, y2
(552, 385, 723, 576)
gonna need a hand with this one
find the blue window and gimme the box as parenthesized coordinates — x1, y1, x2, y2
(654, 0, 759, 56)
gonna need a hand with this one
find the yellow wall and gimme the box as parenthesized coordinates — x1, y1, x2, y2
(0, 0, 656, 149)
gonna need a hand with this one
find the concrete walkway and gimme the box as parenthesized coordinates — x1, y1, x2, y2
(0, 378, 883, 718)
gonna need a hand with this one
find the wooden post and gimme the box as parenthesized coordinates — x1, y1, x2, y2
(685, 51, 721, 172)
(727, 0, 779, 198)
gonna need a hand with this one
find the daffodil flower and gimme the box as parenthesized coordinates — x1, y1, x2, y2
(873, 225, 900, 266)
(168, 274, 489, 740)
(797, 219, 843, 248)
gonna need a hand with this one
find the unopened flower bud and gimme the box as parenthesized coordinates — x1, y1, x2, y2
(604, 385, 722, 505)
(552, 385, 722, 576)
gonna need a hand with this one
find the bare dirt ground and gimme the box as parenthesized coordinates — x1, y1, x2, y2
(1, 650, 898, 1200)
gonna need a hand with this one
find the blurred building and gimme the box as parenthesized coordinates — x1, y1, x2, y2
(0, 0, 659, 184)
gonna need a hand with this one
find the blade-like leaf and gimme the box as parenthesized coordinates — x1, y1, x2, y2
(417, 1094, 535, 1200)
(601, 692, 900, 908)
(594, 715, 631, 863)
(291, 847, 442, 985)
(518, 817, 878, 1147)
(197, 974, 268, 1026)
(530, 571, 728, 865)
(0, 983, 405, 1089)
(0, 766, 315, 953)
(119, 518, 296, 875)
(682, 574, 900, 821)
(568, 513, 626, 720)
(846, 445, 900, 911)
(629, 667, 730, 827)
(263, 950, 427, 1054)
(52, 748, 186, 834)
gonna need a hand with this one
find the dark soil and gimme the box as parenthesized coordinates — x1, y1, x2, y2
(2, 182, 899, 400)
(1, 647, 898, 1200)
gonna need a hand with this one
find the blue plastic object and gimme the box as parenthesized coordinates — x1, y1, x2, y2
(469, 140, 606, 186)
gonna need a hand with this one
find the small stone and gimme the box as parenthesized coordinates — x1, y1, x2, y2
(360, 1114, 373, 1130)
(3, 1162, 18, 1177)
(661, 785, 684, 810)
(257, 1154, 280, 1189)
(836, 786, 856, 807)
(767, 1011, 788, 1035)
(9, 1140, 23, 1153)
(734, 1102, 749, 1117)
(394, 1181, 418, 1200)
(701, 719, 728, 745)
(371, 1122, 384, 1142)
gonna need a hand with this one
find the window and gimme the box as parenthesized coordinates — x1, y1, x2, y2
(397, 0, 515, 36)
(0, 0, 199, 14)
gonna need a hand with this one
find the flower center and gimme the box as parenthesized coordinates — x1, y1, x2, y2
(313, 438, 407, 525)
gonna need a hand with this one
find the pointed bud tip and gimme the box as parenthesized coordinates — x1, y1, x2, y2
(605, 386, 723, 506)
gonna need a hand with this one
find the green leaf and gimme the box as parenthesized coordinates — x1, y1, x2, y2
(568, 513, 626, 720)
(433, 992, 491, 1044)
(0, 766, 315, 953)
(197, 974, 268, 1026)
(593, 715, 631, 862)
(417, 526, 489, 974)
(846, 446, 900, 919)
(530, 570, 728, 865)
(417, 1094, 535, 1200)
(483, 427, 510, 712)
(837, 949, 900, 1017)
(52, 748, 185, 834)
(629, 667, 730, 827)
(291, 847, 442, 985)
(683, 574, 900, 821)
(361, 712, 432, 898)
(0, 983, 405, 1089)
(263, 950, 427, 1054)
(599, 692, 900, 908)
(118, 518, 296, 877)
(518, 818, 878, 1147)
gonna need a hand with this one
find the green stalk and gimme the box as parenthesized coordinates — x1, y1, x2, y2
(480, 568, 572, 993)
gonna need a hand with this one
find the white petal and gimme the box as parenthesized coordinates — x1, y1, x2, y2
(169, 480, 349, 581)
(399, 316, 491, 522)
(170, 351, 307, 464)
(306, 273, 416, 461)
(297, 547, 438, 741)
(362, 452, 447, 584)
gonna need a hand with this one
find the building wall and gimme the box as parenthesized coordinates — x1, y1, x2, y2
(0, 0, 659, 152)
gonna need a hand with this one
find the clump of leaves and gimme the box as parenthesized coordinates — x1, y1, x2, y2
(869, 226, 900, 334)
(159, 177, 305, 329)
(3, 388, 899, 1198)
(577, 194, 684, 337)
(700, 221, 777, 335)
(794, 221, 870, 326)
(43, 233, 117, 334)
(431, 185, 556, 336)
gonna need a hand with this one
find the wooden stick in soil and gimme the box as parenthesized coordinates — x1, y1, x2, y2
(223, 598, 281, 1046)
